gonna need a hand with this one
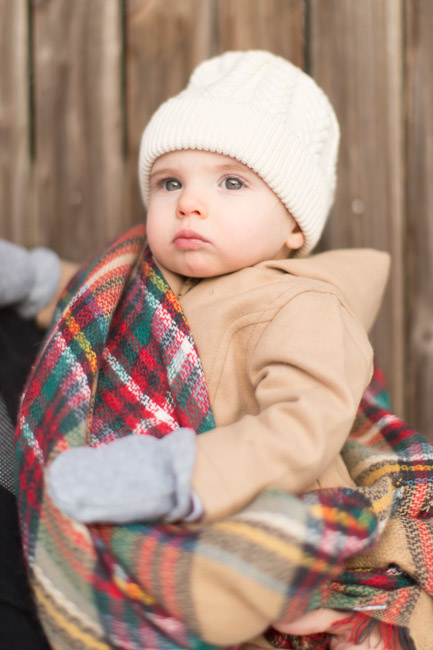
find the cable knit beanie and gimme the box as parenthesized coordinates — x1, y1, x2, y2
(138, 50, 340, 255)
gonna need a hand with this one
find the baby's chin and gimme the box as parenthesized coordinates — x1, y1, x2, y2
(164, 256, 234, 279)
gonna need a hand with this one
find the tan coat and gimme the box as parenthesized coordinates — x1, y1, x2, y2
(161, 248, 390, 524)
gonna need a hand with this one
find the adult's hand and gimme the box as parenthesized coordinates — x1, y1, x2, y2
(0, 239, 60, 319)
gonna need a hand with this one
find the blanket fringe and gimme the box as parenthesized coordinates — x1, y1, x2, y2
(330, 612, 416, 650)
(265, 611, 416, 650)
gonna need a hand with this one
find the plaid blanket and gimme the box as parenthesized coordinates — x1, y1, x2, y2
(15, 225, 433, 650)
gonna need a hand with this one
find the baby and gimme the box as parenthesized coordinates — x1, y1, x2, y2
(14, 51, 392, 648)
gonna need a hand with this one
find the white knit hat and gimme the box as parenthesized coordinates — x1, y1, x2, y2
(138, 50, 340, 255)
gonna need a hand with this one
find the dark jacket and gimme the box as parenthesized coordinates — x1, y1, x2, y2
(0, 308, 50, 649)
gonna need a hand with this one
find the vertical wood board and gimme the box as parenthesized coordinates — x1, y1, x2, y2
(215, 0, 305, 66)
(33, 0, 124, 260)
(309, 0, 405, 415)
(0, 0, 32, 243)
(406, 0, 433, 436)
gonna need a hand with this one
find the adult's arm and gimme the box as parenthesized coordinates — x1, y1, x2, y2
(36, 259, 78, 329)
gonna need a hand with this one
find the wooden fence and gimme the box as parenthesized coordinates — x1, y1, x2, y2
(1, 0, 433, 438)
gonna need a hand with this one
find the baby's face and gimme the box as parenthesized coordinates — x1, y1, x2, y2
(147, 150, 304, 278)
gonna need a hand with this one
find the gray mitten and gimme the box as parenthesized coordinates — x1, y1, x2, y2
(0, 239, 60, 318)
(47, 428, 198, 524)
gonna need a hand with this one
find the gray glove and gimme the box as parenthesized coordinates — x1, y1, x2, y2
(47, 428, 198, 524)
(0, 239, 60, 318)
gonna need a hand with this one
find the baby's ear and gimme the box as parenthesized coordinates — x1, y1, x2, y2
(285, 223, 305, 252)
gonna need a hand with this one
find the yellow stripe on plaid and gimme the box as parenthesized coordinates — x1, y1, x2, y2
(146, 261, 184, 314)
(34, 583, 110, 650)
(113, 572, 156, 605)
(65, 312, 98, 374)
(360, 463, 433, 486)
(368, 483, 395, 518)
(214, 520, 337, 575)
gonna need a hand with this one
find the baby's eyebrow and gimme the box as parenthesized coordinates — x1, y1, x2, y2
(149, 168, 177, 180)
(213, 162, 251, 174)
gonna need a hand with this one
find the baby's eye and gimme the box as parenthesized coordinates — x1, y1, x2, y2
(163, 178, 182, 191)
(222, 177, 244, 190)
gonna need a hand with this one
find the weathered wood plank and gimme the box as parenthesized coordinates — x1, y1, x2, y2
(405, 0, 433, 437)
(32, 0, 124, 261)
(309, 0, 406, 416)
(0, 0, 32, 244)
(215, 0, 305, 67)
(125, 0, 214, 223)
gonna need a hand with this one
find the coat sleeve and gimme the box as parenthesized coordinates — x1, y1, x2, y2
(191, 289, 374, 522)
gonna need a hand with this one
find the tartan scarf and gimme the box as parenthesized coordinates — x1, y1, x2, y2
(16, 225, 433, 650)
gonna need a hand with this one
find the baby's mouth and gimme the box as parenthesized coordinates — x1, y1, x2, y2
(173, 229, 209, 249)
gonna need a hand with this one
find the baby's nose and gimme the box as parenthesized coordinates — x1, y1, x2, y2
(175, 190, 208, 219)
